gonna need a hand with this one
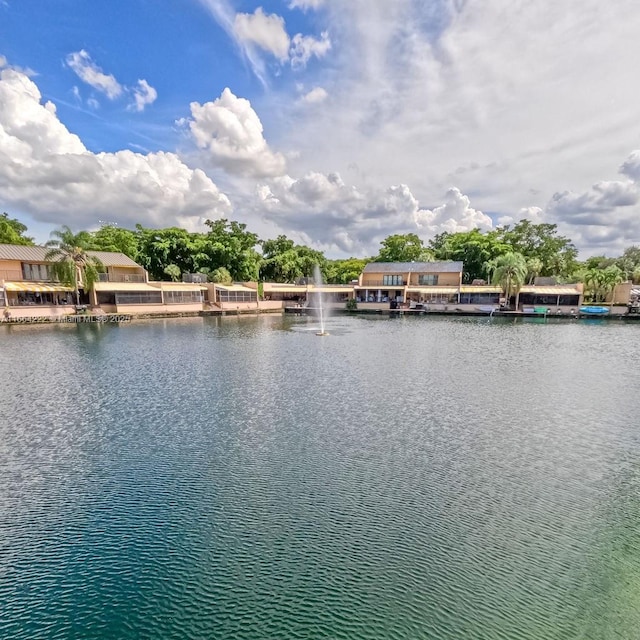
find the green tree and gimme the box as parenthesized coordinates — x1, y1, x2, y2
(602, 266, 625, 303)
(135, 226, 202, 280)
(583, 268, 605, 302)
(491, 252, 527, 309)
(260, 235, 326, 282)
(430, 229, 510, 283)
(204, 219, 261, 281)
(375, 233, 424, 262)
(45, 226, 103, 306)
(325, 258, 371, 284)
(495, 220, 577, 277)
(163, 264, 181, 281)
(525, 257, 543, 284)
(210, 267, 233, 284)
(90, 225, 139, 259)
(0, 213, 34, 245)
(615, 246, 640, 278)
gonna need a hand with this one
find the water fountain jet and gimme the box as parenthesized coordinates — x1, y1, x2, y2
(313, 264, 329, 336)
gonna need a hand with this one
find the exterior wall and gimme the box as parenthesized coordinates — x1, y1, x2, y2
(216, 301, 260, 311)
(360, 270, 462, 287)
(360, 273, 408, 287)
(105, 266, 147, 281)
(407, 272, 461, 286)
(0, 305, 76, 321)
(0, 259, 23, 281)
(607, 282, 633, 305)
(114, 303, 204, 315)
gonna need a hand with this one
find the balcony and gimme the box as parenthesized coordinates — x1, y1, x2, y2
(97, 273, 146, 283)
(357, 280, 405, 287)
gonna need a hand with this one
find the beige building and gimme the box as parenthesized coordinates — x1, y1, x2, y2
(0, 244, 206, 319)
(354, 261, 502, 311)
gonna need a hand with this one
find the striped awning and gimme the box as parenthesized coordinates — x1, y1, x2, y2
(409, 286, 459, 294)
(459, 286, 502, 293)
(3, 282, 73, 293)
(519, 286, 581, 295)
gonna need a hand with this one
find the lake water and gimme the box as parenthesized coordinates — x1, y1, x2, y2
(1, 314, 640, 639)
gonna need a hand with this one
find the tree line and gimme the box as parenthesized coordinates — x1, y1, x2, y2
(2, 212, 639, 300)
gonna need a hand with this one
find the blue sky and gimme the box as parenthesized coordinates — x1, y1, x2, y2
(2, 0, 640, 257)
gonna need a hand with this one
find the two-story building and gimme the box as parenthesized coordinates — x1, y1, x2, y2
(0, 244, 206, 319)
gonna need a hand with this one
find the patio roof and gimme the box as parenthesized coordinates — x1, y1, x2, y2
(459, 286, 502, 293)
(3, 282, 73, 293)
(93, 282, 161, 292)
(519, 286, 581, 295)
(158, 283, 207, 291)
(410, 286, 459, 294)
(0, 243, 141, 267)
(215, 284, 256, 292)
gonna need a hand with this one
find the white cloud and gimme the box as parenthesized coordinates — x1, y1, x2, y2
(233, 8, 290, 62)
(414, 188, 493, 235)
(620, 151, 640, 181)
(66, 50, 123, 99)
(544, 150, 640, 254)
(130, 78, 158, 112)
(270, 0, 640, 256)
(0, 67, 230, 229)
(0, 55, 6, 68)
(185, 88, 286, 178)
(299, 87, 328, 105)
(289, 0, 325, 10)
(290, 31, 331, 69)
(258, 172, 488, 254)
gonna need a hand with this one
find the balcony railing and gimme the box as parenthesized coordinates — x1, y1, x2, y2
(97, 273, 146, 283)
(358, 280, 405, 287)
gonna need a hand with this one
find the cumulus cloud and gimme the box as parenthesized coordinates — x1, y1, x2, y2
(185, 88, 286, 178)
(66, 50, 123, 99)
(620, 150, 640, 181)
(233, 8, 290, 62)
(543, 150, 640, 253)
(0, 67, 230, 229)
(258, 172, 489, 254)
(130, 79, 158, 112)
(414, 188, 493, 234)
(290, 31, 331, 69)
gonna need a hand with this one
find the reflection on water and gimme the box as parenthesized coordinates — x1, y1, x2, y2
(1, 316, 640, 639)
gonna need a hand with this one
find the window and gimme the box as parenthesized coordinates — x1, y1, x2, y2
(115, 292, 163, 305)
(382, 275, 403, 286)
(418, 274, 438, 286)
(22, 263, 53, 281)
(164, 291, 203, 304)
(217, 290, 257, 303)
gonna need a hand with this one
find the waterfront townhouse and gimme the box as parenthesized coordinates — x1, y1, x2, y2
(0, 244, 206, 319)
(354, 261, 502, 311)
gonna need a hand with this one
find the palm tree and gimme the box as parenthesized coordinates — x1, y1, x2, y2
(45, 226, 103, 307)
(483, 257, 499, 283)
(525, 257, 543, 284)
(491, 252, 527, 309)
(583, 268, 604, 302)
(601, 266, 625, 304)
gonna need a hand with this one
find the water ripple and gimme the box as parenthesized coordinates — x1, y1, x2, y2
(2, 317, 640, 638)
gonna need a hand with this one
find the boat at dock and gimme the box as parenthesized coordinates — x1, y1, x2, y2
(579, 306, 609, 315)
